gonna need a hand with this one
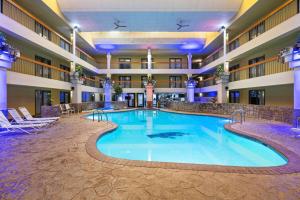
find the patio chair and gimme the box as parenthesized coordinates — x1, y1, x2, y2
(0, 111, 45, 134)
(8, 108, 52, 127)
(18, 107, 59, 121)
(59, 104, 70, 115)
(65, 104, 76, 114)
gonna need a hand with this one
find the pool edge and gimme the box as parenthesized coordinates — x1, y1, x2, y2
(85, 109, 300, 175)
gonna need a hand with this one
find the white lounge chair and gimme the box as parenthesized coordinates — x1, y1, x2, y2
(0, 111, 45, 134)
(65, 104, 75, 114)
(8, 109, 52, 126)
(60, 104, 70, 115)
(18, 107, 59, 121)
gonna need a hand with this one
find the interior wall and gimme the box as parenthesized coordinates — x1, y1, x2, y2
(7, 85, 68, 115)
(234, 84, 293, 107)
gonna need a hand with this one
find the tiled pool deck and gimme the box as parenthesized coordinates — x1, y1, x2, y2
(0, 110, 300, 199)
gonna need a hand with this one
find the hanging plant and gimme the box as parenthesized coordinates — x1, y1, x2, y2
(0, 31, 19, 62)
(214, 65, 225, 78)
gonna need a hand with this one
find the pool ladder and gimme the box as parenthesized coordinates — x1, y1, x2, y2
(231, 109, 246, 124)
(92, 109, 108, 122)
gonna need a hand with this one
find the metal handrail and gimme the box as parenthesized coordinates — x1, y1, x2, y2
(231, 109, 246, 124)
(92, 109, 108, 122)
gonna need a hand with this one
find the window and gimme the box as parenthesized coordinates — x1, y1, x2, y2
(119, 76, 131, 88)
(59, 64, 70, 82)
(35, 55, 51, 79)
(1, 0, 3, 13)
(249, 90, 265, 105)
(82, 92, 95, 102)
(35, 21, 51, 41)
(249, 56, 265, 78)
(119, 58, 131, 69)
(169, 58, 182, 69)
(141, 58, 154, 69)
(229, 64, 240, 81)
(79, 52, 87, 61)
(249, 22, 265, 41)
(229, 91, 240, 103)
(60, 39, 71, 52)
(141, 76, 148, 87)
(169, 76, 182, 88)
(228, 39, 239, 52)
(60, 91, 70, 104)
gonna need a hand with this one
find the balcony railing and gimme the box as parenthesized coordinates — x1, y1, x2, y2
(2, 0, 98, 67)
(229, 56, 291, 82)
(9, 55, 70, 82)
(99, 61, 189, 69)
(112, 80, 185, 88)
(197, 76, 216, 88)
(203, 0, 299, 66)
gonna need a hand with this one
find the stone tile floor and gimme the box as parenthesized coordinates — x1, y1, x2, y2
(0, 114, 300, 200)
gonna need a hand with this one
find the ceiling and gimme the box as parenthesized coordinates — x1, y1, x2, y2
(57, 0, 243, 32)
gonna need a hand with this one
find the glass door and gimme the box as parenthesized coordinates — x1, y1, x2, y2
(126, 93, 136, 107)
(35, 90, 51, 116)
(137, 93, 144, 107)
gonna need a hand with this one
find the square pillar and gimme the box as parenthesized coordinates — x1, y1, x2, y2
(0, 54, 13, 111)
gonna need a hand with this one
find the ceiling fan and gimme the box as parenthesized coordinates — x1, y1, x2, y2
(114, 19, 127, 29)
(177, 20, 190, 30)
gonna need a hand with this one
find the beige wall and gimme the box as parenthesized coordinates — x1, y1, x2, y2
(7, 85, 69, 115)
(96, 55, 188, 69)
(235, 84, 293, 107)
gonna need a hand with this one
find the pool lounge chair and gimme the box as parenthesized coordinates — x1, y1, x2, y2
(18, 107, 59, 121)
(0, 111, 45, 134)
(65, 104, 76, 114)
(60, 104, 70, 115)
(8, 109, 53, 127)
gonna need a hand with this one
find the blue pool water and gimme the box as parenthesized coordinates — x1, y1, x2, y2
(87, 110, 287, 167)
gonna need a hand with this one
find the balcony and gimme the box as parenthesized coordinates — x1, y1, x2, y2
(201, 0, 299, 72)
(1, 0, 99, 73)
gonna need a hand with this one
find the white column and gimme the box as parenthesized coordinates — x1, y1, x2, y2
(72, 27, 77, 56)
(94, 93, 100, 102)
(0, 54, 13, 110)
(71, 84, 82, 104)
(104, 81, 112, 102)
(107, 52, 111, 78)
(0, 68, 8, 110)
(147, 48, 152, 70)
(216, 26, 230, 103)
(291, 55, 300, 127)
(186, 78, 196, 103)
(187, 53, 192, 70)
(70, 26, 82, 104)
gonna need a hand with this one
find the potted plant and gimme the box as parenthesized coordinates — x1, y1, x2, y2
(0, 31, 19, 62)
(71, 65, 85, 84)
(144, 74, 156, 87)
(214, 65, 229, 83)
(113, 84, 123, 101)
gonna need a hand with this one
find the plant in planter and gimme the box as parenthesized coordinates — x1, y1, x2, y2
(144, 74, 156, 87)
(71, 65, 85, 84)
(0, 31, 20, 62)
(214, 65, 229, 82)
(113, 84, 123, 101)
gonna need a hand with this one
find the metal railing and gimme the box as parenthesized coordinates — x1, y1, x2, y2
(92, 109, 108, 122)
(231, 109, 246, 124)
